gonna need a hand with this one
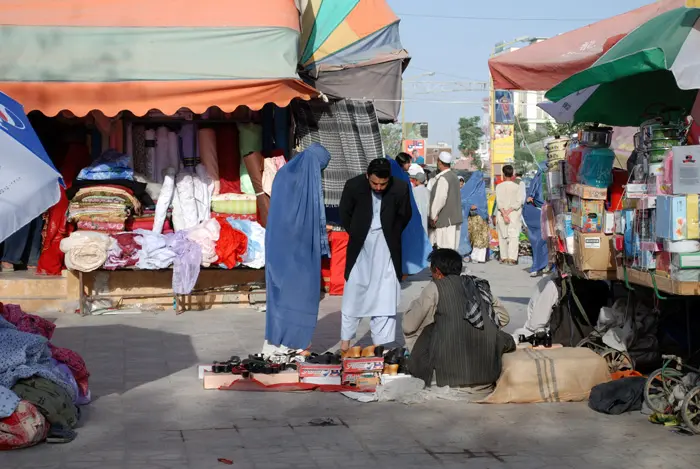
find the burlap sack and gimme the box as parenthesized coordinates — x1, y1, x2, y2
(481, 347, 611, 404)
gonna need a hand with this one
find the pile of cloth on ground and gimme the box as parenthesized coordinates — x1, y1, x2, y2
(0, 303, 90, 450)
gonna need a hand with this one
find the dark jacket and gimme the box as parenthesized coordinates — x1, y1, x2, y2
(339, 174, 412, 280)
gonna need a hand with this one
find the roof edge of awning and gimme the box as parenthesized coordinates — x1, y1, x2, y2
(5, 78, 318, 118)
(305, 50, 410, 75)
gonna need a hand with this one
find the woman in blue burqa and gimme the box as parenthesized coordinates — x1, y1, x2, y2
(389, 158, 431, 275)
(523, 164, 549, 277)
(264, 143, 331, 351)
(458, 171, 489, 263)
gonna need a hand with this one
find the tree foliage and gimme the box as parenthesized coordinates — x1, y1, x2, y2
(380, 123, 403, 157)
(458, 116, 484, 155)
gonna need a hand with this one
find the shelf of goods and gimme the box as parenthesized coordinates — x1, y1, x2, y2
(616, 265, 700, 297)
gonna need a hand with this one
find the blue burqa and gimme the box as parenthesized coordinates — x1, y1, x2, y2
(458, 171, 488, 257)
(265, 144, 331, 349)
(523, 168, 549, 273)
(389, 159, 431, 274)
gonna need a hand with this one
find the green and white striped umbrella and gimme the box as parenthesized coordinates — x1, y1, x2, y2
(541, 7, 700, 126)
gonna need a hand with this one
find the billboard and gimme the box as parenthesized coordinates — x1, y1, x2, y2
(494, 90, 514, 124)
(492, 124, 514, 164)
(402, 139, 426, 164)
(402, 122, 429, 139)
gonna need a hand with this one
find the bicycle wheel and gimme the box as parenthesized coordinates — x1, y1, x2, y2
(644, 368, 684, 414)
(681, 386, 700, 434)
(601, 349, 634, 373)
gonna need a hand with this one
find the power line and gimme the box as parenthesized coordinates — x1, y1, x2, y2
(396, 12, 602, 22)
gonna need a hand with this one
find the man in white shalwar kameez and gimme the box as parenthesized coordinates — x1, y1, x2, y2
(495, 165, 525, 264)
(428, 152, 463, 250)
(338, 159, 412, 352)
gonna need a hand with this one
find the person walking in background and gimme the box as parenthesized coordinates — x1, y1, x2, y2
(395, 152, 412, 172)
(408, 164, 429, 234)
(459, 170, 489, 263)
(523, 164, 549, 277)
(428, 152, 463, 250)
(339, 158, 412, 353)
(495, 165, 524, 265)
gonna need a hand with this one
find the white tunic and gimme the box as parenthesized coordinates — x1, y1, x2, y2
(428, 170, 461, 250)
(341, 192, 400, 318)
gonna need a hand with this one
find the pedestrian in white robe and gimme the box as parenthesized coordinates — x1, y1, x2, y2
(428, 152, 463, 250)
(495, 165, 524, 264)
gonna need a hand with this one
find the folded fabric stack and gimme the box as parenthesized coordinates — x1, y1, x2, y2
(77, 149, 134, 181)
(226, 219, 266, 269)
(126, 210, 173, 233)
(211, 193, 257, 216)
(68, 185, 142, 233)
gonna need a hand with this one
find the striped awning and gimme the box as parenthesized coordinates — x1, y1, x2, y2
(1, 0, 317, 116)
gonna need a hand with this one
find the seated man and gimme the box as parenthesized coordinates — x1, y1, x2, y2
(512, 274, 560, 343)
(402, 249, 515, 394)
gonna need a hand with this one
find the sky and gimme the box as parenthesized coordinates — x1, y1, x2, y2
(387, 0, 652, 147)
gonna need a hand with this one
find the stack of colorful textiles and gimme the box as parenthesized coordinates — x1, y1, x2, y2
(125, 209, 173, 233)
(68, 185, 142, 233)
(77, 149, 134, 181)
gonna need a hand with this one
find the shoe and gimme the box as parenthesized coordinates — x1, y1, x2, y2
(346, 346, 362, 358)
(361, 346, 376, 357)
(530, 270, 542, 278)
(374, 345, 385, 357)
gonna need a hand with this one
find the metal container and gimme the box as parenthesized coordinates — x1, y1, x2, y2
(547, 137, 570, 153)
(649, 147, 671, 163)
(580, 126, 613, 148)
(648, 137, 684, 150)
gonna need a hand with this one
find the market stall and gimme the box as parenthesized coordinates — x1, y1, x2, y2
(536, 5, 700, 433)
(0, 0, 317, 312)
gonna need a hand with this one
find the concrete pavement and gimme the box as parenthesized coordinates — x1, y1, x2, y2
(2, 260, 698, 469)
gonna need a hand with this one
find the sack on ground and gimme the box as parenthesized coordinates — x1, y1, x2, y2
(481, 347, 611, 404)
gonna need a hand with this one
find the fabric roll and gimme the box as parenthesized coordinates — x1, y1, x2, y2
(216, 126, 242, 194)
(167, 130, 181, 173)
(194, 164, 213, 224)
(125, 123, 133, 158)
(59, 231, 112, 272)
(109, 120, 124, 153)
(175, 171, 199, 230)
(153, 168, 176, 234)
(237, 123, 263, 157)
(90, 128, 102, 160)
(154, 126, 170, 183)
(274, 106, 291, 158)
(262, 158, 278, 196)
(198, 128, 220, 195)
(243, 151, 270, 227)
(144, 129, 157, 181)
(180, 124, 197, 168)
(262, 103, 275, 155)
(133, 126, 149, 177)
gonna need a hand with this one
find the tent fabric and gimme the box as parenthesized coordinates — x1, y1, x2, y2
(306, 60, 404, 122)
(487, 0, 684, 91)
(311, 23, 404, 70)
(0, 0, 317, 116)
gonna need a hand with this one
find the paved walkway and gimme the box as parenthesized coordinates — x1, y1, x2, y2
(2, 261, 699, 469)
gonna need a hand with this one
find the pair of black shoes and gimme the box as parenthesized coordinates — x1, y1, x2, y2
(306, 352, 342, 365)
(384, 347, 408, 374)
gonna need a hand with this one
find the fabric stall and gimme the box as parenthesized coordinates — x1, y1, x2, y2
(0, 0, 319, 303)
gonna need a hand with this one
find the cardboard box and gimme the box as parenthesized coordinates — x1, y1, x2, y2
(252, 370, 299, 386)
(342, 372, 381, 388)
(297, 363, 341, 379)
(656, 251, 671, 274)
(603, 212, 615, 234)
(671, 145, 700, 194)
(203, 372, 243, 390)
(573, 232, 615, 271)
(300, 376, 341, 385)
(637, 196, 657, 210)
(633, 250, 656, 270)
(671, 252, 700, 269)
(565, 183, 607, 200)
(625, 184, 649, 198)
(342, 357, 385, 373)
(687, 194, 699, 240)
(656, 195, 687, 240)
(571, 196, 604, 233)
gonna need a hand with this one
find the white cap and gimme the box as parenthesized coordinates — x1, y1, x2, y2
(407, 163, 424, 177)
(438, 151, 453, 164)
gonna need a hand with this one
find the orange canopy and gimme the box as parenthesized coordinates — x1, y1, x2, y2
(488, 0, 685, 91)
(1, 0, 317, 116)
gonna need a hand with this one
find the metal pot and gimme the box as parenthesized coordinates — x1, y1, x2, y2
(547, 137, 570, 153)
(580, 127, 613, 148)
(648, 137, 684, 150)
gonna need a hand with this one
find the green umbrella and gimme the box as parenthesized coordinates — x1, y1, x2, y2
(542, 7, 700, 126)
